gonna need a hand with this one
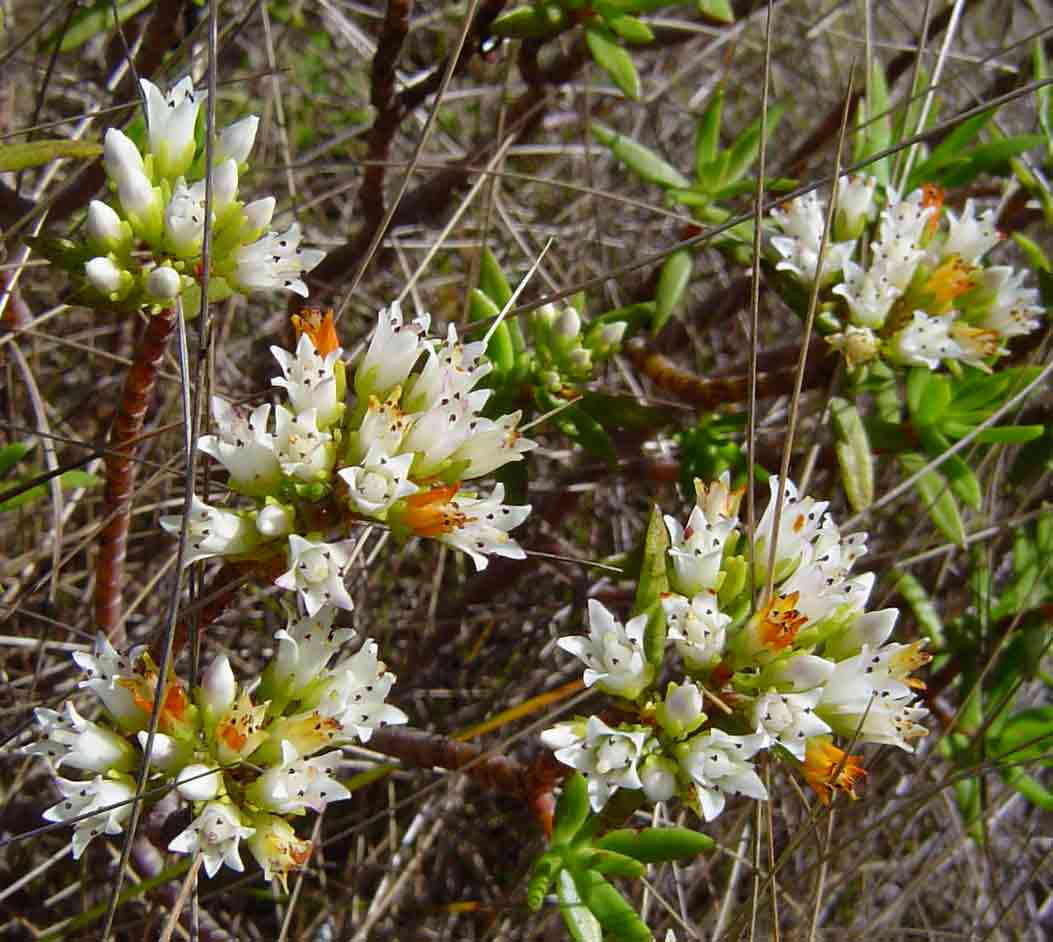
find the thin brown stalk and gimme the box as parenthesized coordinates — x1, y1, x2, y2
(94, 307, 176, 638)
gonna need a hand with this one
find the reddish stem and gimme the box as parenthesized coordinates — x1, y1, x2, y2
(94, 308, 176, 639)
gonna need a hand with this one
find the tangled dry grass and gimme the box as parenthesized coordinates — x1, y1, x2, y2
(1, 0, 1052, 939)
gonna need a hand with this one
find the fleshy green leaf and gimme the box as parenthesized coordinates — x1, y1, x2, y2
(469, 289, 515, 376)
(918, 429, 982, 511)
(588, 849, 646, 879)
(48, 0, 154, 52)
(479, 247, 513, 306)
(695, 86, 725, 180)
(595, 826, 715, 862)
(605, 14, 653, 44)
(552, 774, 592, 846)
(0, 442, 32, 476)
(974, 425, 1044, 445)
(557, 869, 603, 942)
(635, 505, 669, 668)
(1035, 37, 1053, 159)
(990, 707, 1053, 766)
(899, 452, 966, 546)
(490, 5, 565, 38)
(698, 0, 734, 23)
(0, 139, 102, 172)
(574, 870, 653, 942)
(891, 569, 944, 647)
(528, 851, 563, 911)
(858, 58, 892, 184)
(578, 392, 667, 430)
(718, 103, 786, 187)
(653, 250, 693, 331)
(585, 25, 642, 100)
(907, 368, 950, 428)
(830, 397, 874, 512)
(592, 124, 688, 188)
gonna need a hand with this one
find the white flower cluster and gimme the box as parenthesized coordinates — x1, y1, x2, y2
(82, 76, 323, 310)
(542, 474, 929, 820)
(24, 610, 406, 885)
(768, 175, 1043, 371)
(161, 306, 534, 616)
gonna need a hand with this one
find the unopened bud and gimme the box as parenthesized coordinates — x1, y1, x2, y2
(86, 201, 130, 254)
(146, 265, 182, 300)
(200, 654, 236, 716)
(176, 763, 222, 801)
(256, 503, 295, 538)
(85, 256, 123, 295)
(217, 115, 259, 165)
(555, 307, 581, 340)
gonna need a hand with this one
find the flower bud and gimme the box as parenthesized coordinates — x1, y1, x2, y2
(531, 303, 558, 328)
(599, 321, 627, 347)
(137, 731, 190, 772)
(217, 115, 259, 164)
(212, 158, 239, 211)
(86, 201, 130, 254)
(555, 306, 581, 340)
(200, 654, 237, 717)
(567, 348, 592, 374)
(640, 755, 679, 802)
(85, 256, 124, 295)
(146, 265, 182, 300)
(242, 197, 275, 235)
(256, 503, 295, 538)
(176, 763, 222, 801)
(103, 129, 162, 244)
(655, 680, 706, 739)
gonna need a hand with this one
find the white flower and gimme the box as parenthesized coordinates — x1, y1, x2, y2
(146, 265, 182, 300)
(308, 640, 408, 742)
(639, 755, 679, 802)
(978, 266, 1043, 338)
(665, 501, 737, 597)
(140, 76, 202, 179)
(276, 535, 356, 615)
(249, 742, 351, 814)
(273, 406, 334, 482)
(271, 334, 343, 429)
(777, 525, 872, 625)
(662, 592, 729, 670)
(168, 801, 255, 878)
(426, 483, 531, 571)
(752, 689, 830, 760)
(834, 174, 877, 240)
(769, 190, 855, 284)
(85, 256, 124, 295)
(540, 717, 653, 812)
(216, 115, 259, 165)
(557, 599, 652, 700)
(73, 634, 146, 731)
(677, 728, 767, 822)
(766, 653, 836, 692)
(886, 310, 962, 369)
(163, 178, 206, 257)
(401, 323, 490, 413)
(872, 187, 932, 291)
(198, 398, 282, 496)
(832, 257, 901, 329)
(400, 394, 475, 478)
(338, 447, 417, 517)
(451, 412, 537, 480)
(175, 763, 223, 802)
(232, 222, 325, 298)
(43, 774, 135, 859)
(103, 129, 162, 243)
(941, 199, 1000, 263)
(754, 476, 829, 578)
(159, 494, 261, 565)
(269, 605, 355, 696)
(23, 702, 136, 773)
(85, 201, 130, 254)
(354, 302, 432, 399)
(349, 390, 412, 462)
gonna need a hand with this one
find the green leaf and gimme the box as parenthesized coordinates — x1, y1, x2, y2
(653, 250, 693, 331)
(0, 442, 32, 476)
(1012, 233, 1051, 273)
(596, 826, 715, 862)
(47, 0, 154, 52)
(695, 86, 725, 180)
(1035, 37, 1053, 159)
(907, 110, 991, 186)
(999, 767, 1053, 810)
(907, 368, 950, 428)
(890, 569, 944, 646)
(605, 14, 653, 43)
(698, 0, 734, 23)
(585, 25, 642, 100)
(552, 774, 592, 846)
(858, 58, 892, 184)
(635, 505, 669, 669)
(932, 134, 1046, 189)
(899, 452, 966, 546)
(830, 397, 874, 512)
(975, 425, 1044, 445)
(558, 402, 617, 462)
(490, 5, 564, 38)
(588, 849, 646, 879)
(577, 392, 667, 430)
(479, 248, 512, 306)
(0, 139, 102, 172)
(592, 123, 689, 188)
(557, 869, 603, 942)
(528, 851, 563, 911)
(990, 707, 1053, 766)
(719, 102, 786, 187)
(918, 428, 982, 511)
(469, 289, 515, 376)
(574, 870, 653, 942)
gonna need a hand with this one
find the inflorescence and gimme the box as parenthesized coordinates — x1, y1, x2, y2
(768, 175, 1043, 371)
(543, 474, 930, 819)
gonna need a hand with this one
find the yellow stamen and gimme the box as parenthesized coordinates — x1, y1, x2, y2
(292, 308, 340, 357)
(402, 484, 465, 537)
(758, 592, 807, 651)
(802, 737, 866, 804)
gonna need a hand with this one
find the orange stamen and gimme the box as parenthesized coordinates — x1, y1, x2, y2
(921, 183, 944, 239)
(802, 737, 866, 804)
(758, 592, 807, 651)
(292, 308, 340, 356)
(403, 483, 464, 537)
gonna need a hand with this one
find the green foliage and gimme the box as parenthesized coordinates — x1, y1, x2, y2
(635, 505, 669, 668)
(528, 773, 715, 941)
(831, 397, 874, 512)
(0, 442, 100, 512)
(653, 250, 693, 331)
(44, 0, 154, 52)
(854, 58, 892, 184)
(0, 139, 102, 172)
(676, 412, 755, 492)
